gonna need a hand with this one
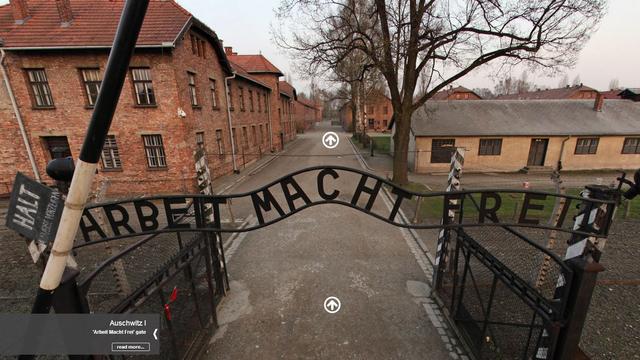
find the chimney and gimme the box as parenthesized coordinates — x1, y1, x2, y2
(55, 0, 73, 26)
(10, 0, 30, 24)
(224, 47, 233, 56)
(594, 92, 604, 112)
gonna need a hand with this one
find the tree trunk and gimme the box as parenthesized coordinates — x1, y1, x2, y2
(350, 84, 358, 135)
(392, 109, 412, 185)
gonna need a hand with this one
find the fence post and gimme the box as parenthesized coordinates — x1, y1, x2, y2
(432, 147, 465, 289)
(535, 185, 616, 359)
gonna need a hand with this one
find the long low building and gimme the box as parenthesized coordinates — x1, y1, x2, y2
(391, 97, 640, 173)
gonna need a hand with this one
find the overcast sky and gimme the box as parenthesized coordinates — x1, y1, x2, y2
(177, 0, 639, 94)
(2, 0, 638, 93)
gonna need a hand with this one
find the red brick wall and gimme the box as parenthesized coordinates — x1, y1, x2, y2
(0, 69, 34, 195)
(0, 27, 236, 197)
(364, 95, 393, 132)
(294, 100, 316, 132)
(249, 73, 283, 151)
(227, 76, 271, 168)
(280, 94, 296, 142)
(172, 29, 235, 181)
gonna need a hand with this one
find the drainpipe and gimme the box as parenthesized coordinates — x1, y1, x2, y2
(267, 91, 273, 152)
(554, 136, 571, 192)
(224, 73, 238, 173)
(1, 49, 41, 182)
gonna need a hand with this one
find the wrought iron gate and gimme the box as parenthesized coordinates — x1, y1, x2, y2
(18, 165, 627, 359)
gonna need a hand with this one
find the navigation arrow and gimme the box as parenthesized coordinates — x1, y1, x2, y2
(325, 135, 337, 146)
(153, 328, 158, 340)
(323, 296, 341, 313)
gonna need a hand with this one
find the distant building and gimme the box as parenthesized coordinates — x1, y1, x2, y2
(294, 97, 318, 132)
(226, 48, 291, 150)
(390, 96, 640, 173)
(494, 84, 599, 100)
(431, 86, 482, 100)
(619, 88, 640, 102)
(339, 89, 393, 133)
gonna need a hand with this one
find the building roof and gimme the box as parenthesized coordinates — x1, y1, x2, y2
(600, 90, 622, 99)
(431, 86, 481, 100)
(278, 80, 296, 99)
(409, 100, 640, 137)
(494, 85, 598, 100)
(229, 60, 271, 90)
(228, 54, 284, 76)
(0, 1, 232, 74)
(297, 97, 317, 109)
(0, 0, 190, 48)
(621, 88, 640, 96)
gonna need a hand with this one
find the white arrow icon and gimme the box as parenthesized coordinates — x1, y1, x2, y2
(153, 328, 158, 340)
(324, 296, 341, 314)
(322, 132, 340, 149)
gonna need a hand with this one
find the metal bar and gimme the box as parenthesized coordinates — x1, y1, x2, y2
(455, 244, 472, 319)
(479, 275, 499, 351)
(158, 289, 180, 358)
(202, 232, 219, 326)
(524, 312, 539, 360)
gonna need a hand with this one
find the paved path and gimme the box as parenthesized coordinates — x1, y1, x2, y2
(204, 122, 460, 359)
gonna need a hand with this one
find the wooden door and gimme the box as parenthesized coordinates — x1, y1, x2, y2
(527, 138, 548, 166)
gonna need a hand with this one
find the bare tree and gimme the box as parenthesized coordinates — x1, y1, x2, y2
(609, 78, 620, 90)
(275, 0, 606, 184)
(572, 74, 582, 86)
(558, 73, 569, 88)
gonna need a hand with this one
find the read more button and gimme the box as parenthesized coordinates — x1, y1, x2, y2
(111, 342, 151, 352)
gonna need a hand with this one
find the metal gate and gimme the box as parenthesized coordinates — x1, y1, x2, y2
(64, 201, 229, 360)
(15, 165, 630, 359)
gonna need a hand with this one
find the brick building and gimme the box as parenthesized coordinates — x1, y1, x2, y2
(278, 80, 296, 143)
(227, 60, 272, 169)
(431, 86, 482, 100)
(339, 89, 393, 133)
(495, 84, 599, 100)
(0, 0, 296, 197)
(294, 97, 318, 132)
(226, 48, 295, 150)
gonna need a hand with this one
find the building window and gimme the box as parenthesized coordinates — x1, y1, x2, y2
(227, 85, 234, 111)
(575, 137, 599, 155)
(131, 68, 156, 106)
(80, 68, 101, 106)
(196, 131, 205, 149)
(257, 92, 262, 112)
(210, 78, 218, 109)
(431, 139, 455, 163)
(242, 127, 248, 149)
(259, 124, 264, 145)
(264, 93, 268, 113)
(26, 69, 54, 108)
(188, 72, 199, 107)
(142, 135, 167, 168)
(252, 125, 257, 147)
(215, 129, 224, 159)
(622, 138, 640, 154)
(232, 128, 238, 152)
(190, 34, 206, 58)
(479, 138, 502, 156)
(249, 90, 254, 112)
(43, 136, 71, 159)
(239, 87, 245, 111)
(101, 135, 121, 170)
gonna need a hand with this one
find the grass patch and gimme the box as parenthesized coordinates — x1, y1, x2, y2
(398, 184, 639, 222)
(352, 133, 391, 154)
